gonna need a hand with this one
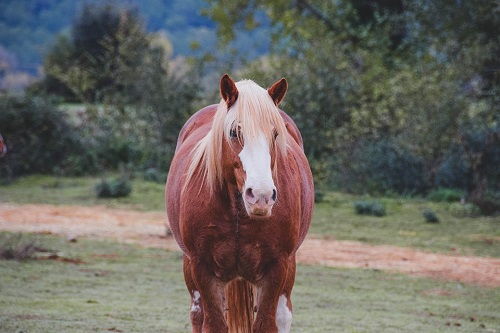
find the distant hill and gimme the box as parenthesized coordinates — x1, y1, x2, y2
(0, 0, 270, 77)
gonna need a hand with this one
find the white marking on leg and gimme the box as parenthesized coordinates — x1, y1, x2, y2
(191, 290, 201, 313)
(275, 294, 292, 333)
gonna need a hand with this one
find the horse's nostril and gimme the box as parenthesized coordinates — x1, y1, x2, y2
(245, 188, 254, 199)
(272, 189, 277, 201)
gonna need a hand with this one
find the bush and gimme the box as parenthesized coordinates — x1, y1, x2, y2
(0, 234, 39, 260)
(427, 188, 464, 202)
(95, 178, 132, 198)
(422, 209, 439, 223)
(336, 139, 426, 195)
(314, 188, 325, 203)
(143, 168, 166, 183)
(0, 95, 84, 180)
(354, 200, 386, 217)
(434, 147, 471, 190)
(448, 202, 481, 217)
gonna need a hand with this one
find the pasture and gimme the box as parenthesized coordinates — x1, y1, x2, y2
(0, 175, 499, 332)
(1, 175, 498, 257)
(1, 232, 499, 333)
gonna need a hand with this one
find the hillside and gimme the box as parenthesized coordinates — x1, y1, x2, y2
(0, 0, 269, 77)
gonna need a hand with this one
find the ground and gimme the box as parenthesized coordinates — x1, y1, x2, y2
(0, 175, 499, 332)
(1, 233, 499, 333)
(0, 203, 499, 287)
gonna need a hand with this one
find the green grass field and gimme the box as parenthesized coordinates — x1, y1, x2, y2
(0, 232, 498, 333)
(1, 175, 498, 257)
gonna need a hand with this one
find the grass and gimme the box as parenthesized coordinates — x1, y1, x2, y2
(0, 175, 165, 211)
(313, 192, 500, 257)
(0, 175, 499, 257)
(0, 232, 498, 333)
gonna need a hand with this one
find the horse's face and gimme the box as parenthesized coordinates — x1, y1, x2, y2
(223, 126, 277, 218)
(220, 75, 288, 218)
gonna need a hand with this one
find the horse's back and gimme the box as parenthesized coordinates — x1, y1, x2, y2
(175, 104, 218, 152)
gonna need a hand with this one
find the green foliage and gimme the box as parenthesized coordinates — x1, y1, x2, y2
(28, 3, 200, 176)
(211, 0, 498, 200)
(314, 188, 325, 203)
(449, 203, 481, 218)
(422, 209, 439, 223)
(39, 3, 149, 103)
(95, 178, 132, 198)
(427, 188, 464, 203)
(335, 139, 425, 194)
(0, 95, 88, 181)
(142, 168, 166, 184)
(354, 200, 386, 217)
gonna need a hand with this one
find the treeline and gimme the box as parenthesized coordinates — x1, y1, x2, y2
(207, 0, 499, 213)
(1, 3, 199, 181)
(0, 1, 498, 214)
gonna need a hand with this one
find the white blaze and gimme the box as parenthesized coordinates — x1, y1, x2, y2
(276, 294, 292, 333)
(238, 132, 275, 193)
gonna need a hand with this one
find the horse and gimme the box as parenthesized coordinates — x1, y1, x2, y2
(166, 74, 314, 333)
(0, 134, 7, 158)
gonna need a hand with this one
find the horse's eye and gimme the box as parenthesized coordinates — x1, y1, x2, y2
(230, 129, 238, 138)
(273, 129, 278, 139)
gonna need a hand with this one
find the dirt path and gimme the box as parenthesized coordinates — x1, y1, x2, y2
(1, 203, 499, 287)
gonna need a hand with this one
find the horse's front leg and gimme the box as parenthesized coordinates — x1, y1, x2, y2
(183, 256, 203, 333)
(190, 258, 227, 333)
(253, 257, 292, 333)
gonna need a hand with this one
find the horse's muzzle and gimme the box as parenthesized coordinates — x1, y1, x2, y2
(243, 187, 276, 217)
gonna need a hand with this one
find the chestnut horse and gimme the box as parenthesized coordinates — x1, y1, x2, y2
(166, 74, 313, 332)
(0, 134, 7, 158)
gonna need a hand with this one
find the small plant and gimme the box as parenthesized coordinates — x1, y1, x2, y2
(95, 178, 132, 198)
(449, 202, 481, 217)
(0, 234, 38, 260)
(427, 188, 464, 202)
(315, 189, 325, 203)
(354, 200, 386, 217)
(422, 209, 439, 223)
(143, 168, 166, 183)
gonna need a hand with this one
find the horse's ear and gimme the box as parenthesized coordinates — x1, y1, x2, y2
(268, 78, 288, 106)
(220, 74, 238, 109)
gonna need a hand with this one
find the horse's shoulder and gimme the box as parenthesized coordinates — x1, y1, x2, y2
(279, 110, 304, 149)
(175, 104, 218, 151)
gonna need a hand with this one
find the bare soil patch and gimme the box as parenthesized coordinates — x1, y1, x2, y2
(1, 203, 499, 287)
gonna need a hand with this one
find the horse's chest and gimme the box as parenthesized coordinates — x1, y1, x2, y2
(206, 225, 284, 282)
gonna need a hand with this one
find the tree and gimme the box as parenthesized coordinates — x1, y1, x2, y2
(207, 0, 499, 203)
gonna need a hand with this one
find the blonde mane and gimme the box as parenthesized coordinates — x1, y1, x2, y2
(185, 80, 288, 193)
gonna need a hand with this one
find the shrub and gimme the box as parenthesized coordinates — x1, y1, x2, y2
(448, 203, 481, 217)
(336, 138, 426, 195)
(422, 209, 439, 223)
(427, 188, 464, 202)
(95, 178, 132, 198)
(434, 147, 471, 190)
(0, 234, 39, 260)
(314, 189, 325, 203)
(143, 168, 166, 184)
(0, 95, 84, 180)
(354, 200, 386, 217)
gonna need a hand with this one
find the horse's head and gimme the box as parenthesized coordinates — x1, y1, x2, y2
(0, 134, 6, 158)
(218, 74, 288, 218)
